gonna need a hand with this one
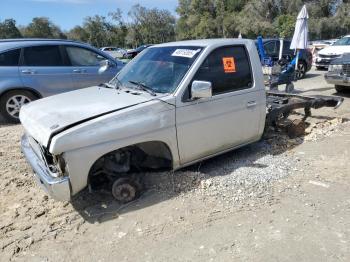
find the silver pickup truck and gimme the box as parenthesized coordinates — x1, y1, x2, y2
(20, 39, 343, 203)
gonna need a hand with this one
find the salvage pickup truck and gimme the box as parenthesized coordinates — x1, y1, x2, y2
(20, 39, 343, 203)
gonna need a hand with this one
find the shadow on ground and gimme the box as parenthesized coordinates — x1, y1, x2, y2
(303, 73, 320, 79)
(332, 90, 350, 98)
(71, 124, 309, 224)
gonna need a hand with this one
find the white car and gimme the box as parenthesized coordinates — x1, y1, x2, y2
(100, 47, 127, 59)
(315, 35, 350, 69)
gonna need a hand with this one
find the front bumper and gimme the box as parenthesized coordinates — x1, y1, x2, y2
(315, 58, 333, 68)
(325, 73, 350, 87)
(21, 135, 71, 201)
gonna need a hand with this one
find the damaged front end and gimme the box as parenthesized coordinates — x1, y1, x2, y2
(21, 134, 71, 201)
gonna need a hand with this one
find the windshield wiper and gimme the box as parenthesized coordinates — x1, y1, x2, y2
(128, 80, 157, 96)
(99, 82, 116, 89)
(108, 76, 123, 90)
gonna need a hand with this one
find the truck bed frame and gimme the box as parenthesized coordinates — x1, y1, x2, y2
(266, 91, 344, 126)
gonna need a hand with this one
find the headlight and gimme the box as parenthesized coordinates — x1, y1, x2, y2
(53, 154, 68, 176)
(328, 64, 342, 72)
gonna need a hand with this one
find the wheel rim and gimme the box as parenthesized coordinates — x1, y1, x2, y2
(6, 95, 31, 118)
(112, 180, 137, 203)
(296, 63, 305, 79)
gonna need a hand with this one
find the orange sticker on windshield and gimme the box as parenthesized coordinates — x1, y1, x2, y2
(222, 57, 236, 73)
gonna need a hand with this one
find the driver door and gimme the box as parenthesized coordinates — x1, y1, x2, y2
(176, 45, 263, 164)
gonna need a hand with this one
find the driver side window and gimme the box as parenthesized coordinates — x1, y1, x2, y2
(66, 46, 106, 66)
(192, 45, 253, 96)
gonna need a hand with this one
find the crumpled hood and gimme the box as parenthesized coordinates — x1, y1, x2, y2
(20, 86, 154, 147)
(319, 45, 350, 56)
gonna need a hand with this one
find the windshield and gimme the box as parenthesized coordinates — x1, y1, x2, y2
(111, 46, 203, 94)
(333, 37, 350, 46)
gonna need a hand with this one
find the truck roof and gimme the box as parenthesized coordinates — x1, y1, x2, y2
(153, 38, 254, 48)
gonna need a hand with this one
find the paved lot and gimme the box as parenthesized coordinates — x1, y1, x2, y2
(1, 68, 350, 261)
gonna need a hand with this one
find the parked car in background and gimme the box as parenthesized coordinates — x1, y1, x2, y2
(309, 40, 334, 66)
(100, 47, 127, 59)
(123, 44, 153, 59)
(325, 53, 350, 92)
(256, 38, 313, 79)
(315, 35, 350, 69)
(0, 39, 124, 122)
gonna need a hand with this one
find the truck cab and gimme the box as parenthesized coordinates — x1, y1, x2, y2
(20, 39, 267, 202)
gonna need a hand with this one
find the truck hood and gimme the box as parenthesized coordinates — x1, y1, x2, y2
(20, 86, 158, 148)
(318, 45, 350, 56)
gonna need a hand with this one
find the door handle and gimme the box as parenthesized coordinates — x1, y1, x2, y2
(247, 101, 257, 108)
(21, 69, 36, 75)
(73, 69, 86, 74)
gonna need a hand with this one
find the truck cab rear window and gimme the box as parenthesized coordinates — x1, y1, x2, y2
(193, 45, 253, 95)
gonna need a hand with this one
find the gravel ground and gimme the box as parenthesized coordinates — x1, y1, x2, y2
(1, 114, 347, 260)
(1, 68, 350, 261)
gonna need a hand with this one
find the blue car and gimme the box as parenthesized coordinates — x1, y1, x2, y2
(0, 39, 124, 122)
(255, 38, 313, 79)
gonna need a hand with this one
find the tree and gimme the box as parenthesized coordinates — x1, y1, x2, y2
(0, 19, 22, 39)
(275, 14, 295, 38)
(66, 26, 89, 42)
(81, 15, 111, 47)
(108, 9, 128, 47)
(175, 0, 348, 40)
(66, 9, 127, 47)
(126, 5, 176, 47)
(23, 17, 66, 39)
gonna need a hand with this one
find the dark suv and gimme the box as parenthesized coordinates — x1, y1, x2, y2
(256, 39, 313, 79)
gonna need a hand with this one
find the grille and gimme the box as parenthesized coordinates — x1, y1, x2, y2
(343, 64, 350, 75)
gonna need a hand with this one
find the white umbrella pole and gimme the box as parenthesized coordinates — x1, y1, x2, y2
(279, 38, 283, 60)
(295, 49, 300, 78)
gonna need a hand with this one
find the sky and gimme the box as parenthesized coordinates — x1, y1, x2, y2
(0, 0, 178, 31)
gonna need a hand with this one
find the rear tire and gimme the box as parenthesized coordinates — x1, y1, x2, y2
(335, 85, 348, 93)
(0, 90, 37, 123)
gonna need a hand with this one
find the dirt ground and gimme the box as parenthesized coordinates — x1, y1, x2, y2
(1, 68, 350, 262)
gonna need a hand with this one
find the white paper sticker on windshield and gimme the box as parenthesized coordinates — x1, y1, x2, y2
(171, 49, 201, 58)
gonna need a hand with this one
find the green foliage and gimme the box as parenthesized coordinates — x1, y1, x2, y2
(1, 1, 348, 47)
(175, 0, 349, 40)
(23, 17, 66, 39)
(126, 5, 176, 47)
(276, 15, 296, 38)
(66, 26, 88, 43)
(0, 19, 22, 38)
(66, 6, 176, 48)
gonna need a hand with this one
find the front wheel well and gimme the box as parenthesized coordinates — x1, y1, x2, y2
(87, 141, 173, 189)
(0, 88, 42, 100)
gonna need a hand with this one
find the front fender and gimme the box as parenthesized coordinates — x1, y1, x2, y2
(52, 100, 178, 195)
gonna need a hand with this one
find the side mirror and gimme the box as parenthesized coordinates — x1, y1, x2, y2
(191, 80, 212, 100)
(98, 60, 115, 74)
